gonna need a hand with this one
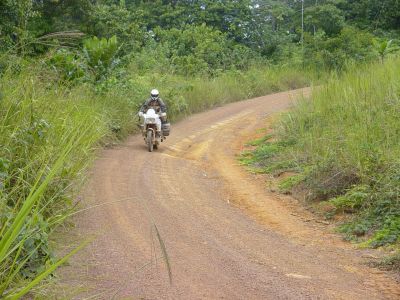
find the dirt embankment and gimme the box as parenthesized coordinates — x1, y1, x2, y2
(58, 88, 400, 299)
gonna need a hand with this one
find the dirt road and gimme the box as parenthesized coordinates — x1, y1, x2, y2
(59, 88, 400, 299)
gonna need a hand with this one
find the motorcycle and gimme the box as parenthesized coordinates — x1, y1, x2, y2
(138, 109, 170, 152)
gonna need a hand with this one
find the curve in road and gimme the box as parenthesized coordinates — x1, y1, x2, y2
(58, 88, 400, 299)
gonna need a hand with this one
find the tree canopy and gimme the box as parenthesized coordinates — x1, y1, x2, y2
(0, 0, 399, 72)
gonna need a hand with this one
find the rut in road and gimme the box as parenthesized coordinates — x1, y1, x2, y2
(58, 88, 400, 299)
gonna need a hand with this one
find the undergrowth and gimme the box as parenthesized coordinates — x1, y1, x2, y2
(241, 57, 400, 255)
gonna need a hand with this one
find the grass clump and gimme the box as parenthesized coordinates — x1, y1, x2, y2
(242, 57, 400, 249)
(373, 251, 400, 271)
(278, 174, 306, 194)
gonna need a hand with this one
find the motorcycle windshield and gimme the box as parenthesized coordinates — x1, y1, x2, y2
(146, 108, 157, 116)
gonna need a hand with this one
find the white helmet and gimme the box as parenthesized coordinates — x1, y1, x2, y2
(150, 89, 159, 100)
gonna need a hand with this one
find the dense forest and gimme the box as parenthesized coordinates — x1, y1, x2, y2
(1, 0, 400, 74)
(0, 0, 399, 298)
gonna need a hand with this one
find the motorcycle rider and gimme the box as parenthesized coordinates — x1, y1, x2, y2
(140, 89, 167, 115)
(139, 89, 167, 135)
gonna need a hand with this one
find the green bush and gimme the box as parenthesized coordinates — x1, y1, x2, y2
(304, 26, 376, 70)
(83, 35, 119, 80)
(48, 49, 86, 82)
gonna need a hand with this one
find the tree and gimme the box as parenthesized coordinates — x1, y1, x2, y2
(151, 23, 258, 75)
(340, 0, 400, 31)
(246, 1, 295, 56)
(87, 3, 146, 52)
(124, 0, 253, 43)
(305, 3, 345, 36)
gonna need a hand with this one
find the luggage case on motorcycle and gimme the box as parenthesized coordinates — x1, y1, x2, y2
(162, 123, 171, 136)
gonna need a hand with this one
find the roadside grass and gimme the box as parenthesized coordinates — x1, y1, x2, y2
(0, 69, 109, 296)
(372, 250, 400, 271)
(0, 60, 316, 295)
(240, 57, 400, 262)
(181, 66, 313, 114)
(124, 63, 317, 121)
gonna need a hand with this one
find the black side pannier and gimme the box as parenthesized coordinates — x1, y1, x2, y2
(162, 123, 171, 136)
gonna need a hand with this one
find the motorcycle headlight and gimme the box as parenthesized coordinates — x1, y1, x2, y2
(145, 117, 156, 124)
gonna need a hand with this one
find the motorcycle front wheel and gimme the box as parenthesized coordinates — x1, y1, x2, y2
(147, 130, 153, 152)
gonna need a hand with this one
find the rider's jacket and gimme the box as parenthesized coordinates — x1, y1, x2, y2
(140, 97, 167, 113)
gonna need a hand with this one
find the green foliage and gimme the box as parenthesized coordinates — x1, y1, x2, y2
(368, 217, 400, 247)
(239, 135, 299, 174)
(0, 0, 38, 52)
(278, 174, 306, 194)
(245, 57, 400, 246)
(48, 49, 85, 82)
(245, 134, 273, 147)
(305, 3, 345, 36)
(87, 3, 146, 51)
(338, 215, 400, 248)
(0, 64, 137, 293)
(130, 0, 253, 42)
(330, 185, 370, 213)
(0, 92, 94, 296)
(83, 35, 119, 80)
(374, 39, 400, 63)
(2, 0, 398, 71)
(304, 26, 376, 70)
(152, 24, 260, 76)
(341, 0, 400, 30)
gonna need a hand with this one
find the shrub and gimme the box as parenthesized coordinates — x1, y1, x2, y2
(48, 49, 85, 82)
(83, 35, 119, 80)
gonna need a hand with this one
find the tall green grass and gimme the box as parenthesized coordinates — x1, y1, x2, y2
(244, 57, 400, 248)
(0, 60, 316, 294)
(0, 71, 105, 296)
(182, 66, 312, 114)
(0, 127, 88, 298)
(123, 63, 316, 120)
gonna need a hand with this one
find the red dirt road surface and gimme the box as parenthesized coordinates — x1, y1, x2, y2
(58, 88, 400, 299)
